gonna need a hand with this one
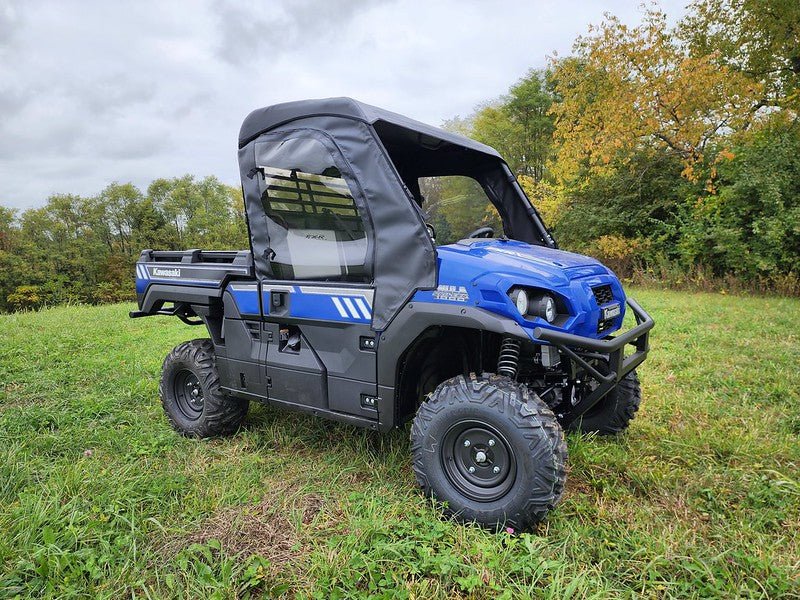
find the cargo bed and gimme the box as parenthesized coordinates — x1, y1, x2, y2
(133, 249, 255, 320)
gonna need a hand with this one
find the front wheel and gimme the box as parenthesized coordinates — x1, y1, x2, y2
(159, 339, 249, 438)
(411, 374, 567, 531)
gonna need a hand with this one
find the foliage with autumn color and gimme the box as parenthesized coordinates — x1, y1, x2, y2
(1, 0, 798, 312)
(429, 0, 799, 295)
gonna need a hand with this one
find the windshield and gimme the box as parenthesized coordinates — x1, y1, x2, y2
(372, 120, 552, 248)
(419, 176, 502, 244)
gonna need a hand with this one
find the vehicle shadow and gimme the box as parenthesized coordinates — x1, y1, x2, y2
(239, 400, 412, 464)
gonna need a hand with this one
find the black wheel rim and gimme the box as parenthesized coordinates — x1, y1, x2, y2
(173, 369, 204, 420)
(441, 419, 517, 502)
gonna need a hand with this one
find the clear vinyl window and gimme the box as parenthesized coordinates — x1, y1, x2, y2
(255, 137, 369, 281)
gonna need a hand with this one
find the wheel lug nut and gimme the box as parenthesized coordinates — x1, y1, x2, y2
(488, 439, 495, 447)
(468, 466, 476, 473)
(463, 440, 471, 447)
(475, 451, 487, 463)
(493, 466, 501, 474)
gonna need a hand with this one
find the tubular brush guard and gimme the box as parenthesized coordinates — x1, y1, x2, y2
(532, 298, 654, 425)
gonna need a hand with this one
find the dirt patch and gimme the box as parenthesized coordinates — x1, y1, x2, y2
(301, 492, 324, 525)
(0, 383, 30, 410)
(185, 500, 299, 564)
(162, 482, 332, 569)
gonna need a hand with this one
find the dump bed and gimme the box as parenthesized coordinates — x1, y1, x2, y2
(133, 249, 255, 318)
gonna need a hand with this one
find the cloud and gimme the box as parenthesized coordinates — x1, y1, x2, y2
(213, 0, 389, 66)
(0, 0, 23, 50)
(0, 0, 689, 210)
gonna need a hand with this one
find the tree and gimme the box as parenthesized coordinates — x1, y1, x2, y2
(550, 7, 764, 184)
(552, 146, 687, 254)
(472, 70, 556, 183)
(0, 207, 24, 311)
(681, 0, 800, 112)
(96, 183, 145, 258)
(676, 114, 800, 281)
(146, 175, 247, 249)
(0, 206, 16, 252)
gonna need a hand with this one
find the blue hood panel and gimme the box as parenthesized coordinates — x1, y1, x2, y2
(446, 240, 607, 278)
(436, 240, 610, 287)
(412, 239, 626, 341)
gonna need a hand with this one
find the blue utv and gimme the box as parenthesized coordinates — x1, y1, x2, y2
(131, 98, 654, 530)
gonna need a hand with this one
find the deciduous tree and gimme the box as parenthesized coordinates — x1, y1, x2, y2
(550, 7, 763, 183)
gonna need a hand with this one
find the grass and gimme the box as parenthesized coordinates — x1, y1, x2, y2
(0, 288, 798, 598)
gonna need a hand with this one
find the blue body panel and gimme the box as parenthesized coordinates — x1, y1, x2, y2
(283, 289, 373, 323)
(224, 284, 374, 323)
(411, 240, 626, 341)
(227, 284, 260, 316)
(138, 240, 627, 343)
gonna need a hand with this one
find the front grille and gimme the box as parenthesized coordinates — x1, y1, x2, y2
(592, 284, 613, 306)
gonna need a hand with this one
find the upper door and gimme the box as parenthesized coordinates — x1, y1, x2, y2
(253, 134, 373, 284)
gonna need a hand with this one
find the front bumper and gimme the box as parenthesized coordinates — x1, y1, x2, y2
(532, 298, 654, 422)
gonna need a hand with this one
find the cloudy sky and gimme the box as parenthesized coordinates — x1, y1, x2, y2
(0, 0, 687, 210)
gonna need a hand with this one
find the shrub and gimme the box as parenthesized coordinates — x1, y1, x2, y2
(92, 281, 135, 304)
(7, 285, 44, 311)
(589, 235, 648, 278)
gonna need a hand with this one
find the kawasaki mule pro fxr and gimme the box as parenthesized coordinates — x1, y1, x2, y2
(131, 98, 654, 530)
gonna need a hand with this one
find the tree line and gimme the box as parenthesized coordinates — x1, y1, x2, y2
(0, 177, 248, 311)
(1, 0, 798, 312)
(427, 0, 799, 295)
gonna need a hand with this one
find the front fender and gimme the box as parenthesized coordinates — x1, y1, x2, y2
(377, 301, 527, 388)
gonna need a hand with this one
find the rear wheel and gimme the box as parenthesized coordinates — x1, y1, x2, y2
(411, 374, 567, 531)
(160, 339, 248, 438)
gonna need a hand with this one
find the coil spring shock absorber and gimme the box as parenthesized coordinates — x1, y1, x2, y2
(497, 337, 522, 379)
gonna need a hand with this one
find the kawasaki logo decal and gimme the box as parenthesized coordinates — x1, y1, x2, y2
(152, 268, 181, 277)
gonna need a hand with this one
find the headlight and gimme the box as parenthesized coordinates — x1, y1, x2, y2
(510, 288, 529, 314)
(530, 294, 557, 323)
(509, 288, 558, 323)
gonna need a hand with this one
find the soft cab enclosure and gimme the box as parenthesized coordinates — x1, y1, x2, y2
(237, 97, 555, 330)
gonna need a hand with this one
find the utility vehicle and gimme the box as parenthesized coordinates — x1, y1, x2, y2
(131, 98, 654, 530)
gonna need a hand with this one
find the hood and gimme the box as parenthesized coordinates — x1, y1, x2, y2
(437, 239, 609, 286)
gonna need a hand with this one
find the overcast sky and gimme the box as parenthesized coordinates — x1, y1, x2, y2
(0, 0, 688, 210)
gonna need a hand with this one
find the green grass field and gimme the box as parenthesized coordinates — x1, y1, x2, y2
(1, 288, 798, 598)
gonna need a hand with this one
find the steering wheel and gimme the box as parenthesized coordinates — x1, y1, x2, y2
(467, 226, 494, 239)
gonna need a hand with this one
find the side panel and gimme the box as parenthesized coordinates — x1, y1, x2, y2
(215, 286, 268, 398)
(260, 283, 379, 421)
(262, 321, 328, 410)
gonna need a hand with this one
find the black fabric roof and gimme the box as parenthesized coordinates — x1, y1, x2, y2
(238, 97, 501, 159)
